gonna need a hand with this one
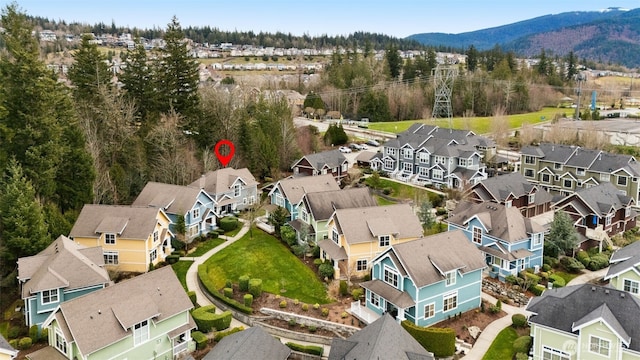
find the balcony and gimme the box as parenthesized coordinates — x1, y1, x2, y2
(173, 340, 188, 356)
(349, 301, 380, 325)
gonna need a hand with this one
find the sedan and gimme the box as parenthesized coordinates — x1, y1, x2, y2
(339, 146, 352, 153)
(366, 139, 380, 146)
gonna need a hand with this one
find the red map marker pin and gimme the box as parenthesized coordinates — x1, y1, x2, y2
(214, 139, 235, 167)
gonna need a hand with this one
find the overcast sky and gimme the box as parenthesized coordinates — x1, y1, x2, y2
(7, 1, 640, 38)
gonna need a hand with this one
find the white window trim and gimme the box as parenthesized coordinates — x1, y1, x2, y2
(356, 259, 367, 272)
(532, 233, 542, 246)
(563, 179, 572, 188)
(149, 248, 158, 263)
(472, 226, 482, 244)
(589, 335, 610, 357)
(445, 270, 456, 286)
(105, 233, 116, 245)
(424, 303, 435, 319)
(192, 208, 200, 219)
(542, 346, 570, 360)
(104, 251, 119, 265)
(600, 173, 611, 181)
(541, 173, 551, 183)
(443, 291, 458, 312)
(524, 168, 534, 178)
(332, 228, 339, 244)
(505, 200, 512, 208)
(524, 156, 536, 165)
(528, 194, 535, 204)
(133, 320, 150, 346)
(369, 292, 380, 308)
(55, 329, 67, 354)
(624, 278, 639, 294)
(577, 168, 585, 176)
(618, 175, 628, 186)
(419, 152, 429, 164)
(379, 235, 390, 247)
(383, 266, 399, 288)
(41, 288, 59, 305)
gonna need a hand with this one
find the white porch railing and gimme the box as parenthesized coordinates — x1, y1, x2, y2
(173, 340, 188, 355)
(349, 301, 380, 325)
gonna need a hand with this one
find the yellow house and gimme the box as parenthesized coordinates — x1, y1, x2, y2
(69, 205, 173, 273)
(0, 334, 17, 360)
(318, 203, 423, 279)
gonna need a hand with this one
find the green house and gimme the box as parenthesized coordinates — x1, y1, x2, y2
(605, 240, 640, 297)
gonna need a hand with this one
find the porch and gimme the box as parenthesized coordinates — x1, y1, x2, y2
(349, 301, 380, 325)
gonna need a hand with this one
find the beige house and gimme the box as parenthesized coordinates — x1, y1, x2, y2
(319, 204, 423, 279)
(69, 205, 173, 273)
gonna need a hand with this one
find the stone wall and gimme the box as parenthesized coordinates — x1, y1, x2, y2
(482, 279, 530, 307)
(259, 307, 361, 337)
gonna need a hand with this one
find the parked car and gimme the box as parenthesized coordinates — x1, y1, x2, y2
(339, 146, 352, 153)
(366, 139, 380, 146)
(359, 144, 369, 150)
(349, 143, 362, 151)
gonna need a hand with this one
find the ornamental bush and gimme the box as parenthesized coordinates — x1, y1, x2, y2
(512, 314, 527, 328)
(191, 331, 208, 349)
(248, 278, 262, 297)
(576, 250, 590, 266)
(219, 216, 239, 232)
(318, 262, 334, 279)
(339, 280, 348, 296)
(243, 294, 253, 307)
(285, 342, 324, 356)
(238, 275, 250, 292)
(18, 337, 32, 350)
(401, 320, 455, 357)
(531, 284, 546, 296)
(214, 327, 244, 342)
(321, 308, 329, 317)
(560, 256, 585, 273)
(301, 303, 309, 311)
(279, 300, 288, 308)
(191, 305, 232, 332)
(513, 335, 532, 354)
(187, 291, 197, 306)
(224, 287, 233, 298)
(548, 274, 565, 288)
(29, 325, 39, 343)
(587, 254, 610, 271)
(166, 255, 180, 264)
(351, 288, 364, 301)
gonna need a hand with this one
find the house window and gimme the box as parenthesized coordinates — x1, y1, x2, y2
(275, 194, 284, 207)
(243, 197, 248, 205)
(133, 320, 150, 346)
(379, 235, 390, 247)
(104, 251, 119, 265)
(618, 175, 628, 186)
(153, 230, 159, 243)
(434, 156, 446, 165)
(403, 148, 413, 159)
(600, 173, 610, 181)
(419, 152, 429, 164)
(42, 289, 59, 305)
(577, 168, 585, 176)
(524, 156, 536, 165)
(459, 158, 468, 167)
(563, 179, 572, 188)
(419, 167, 429, 177)
(424, 303, 435, 319)
(472, 226, 482, 244)
(528, 194, 535, 204)
(542, 346, 570, 360)
(443, 292, 458, 312)
(386, 148, 397, 156)
(332, 229, 339, 244)
(249, 196, 256, 205)
(369, 292, 380, 307)
(55, 330, 67, 354)
(105, 233, 116, 245)
(383, 267, 399, 288)
(234, 184, 241, 197)
(187, 225, 199, 238)
(605, 213, 613, 226)
(505, 200, 512, 208)
(149, 248, 157, 263)
(192, 208, 200, 219)
(541, 173, 551, 183)
(626, 206, 631, 218)
(433, 169, 443, 180)
(301, 209, 308, 223)
(524, 169, 534, 178)
(356, 259, 367, 271)
(554, 163, 563, 170)
(403, 162, 413, 172)
(589, 336, 610, 356)
(445, 271, 456, 286)
(532, 233, 542, 246)
(384, 159, 394, 170)
(624, 279, 639, 294)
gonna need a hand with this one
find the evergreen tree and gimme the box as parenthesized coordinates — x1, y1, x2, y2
(565, 51, 578, 81)
(545, 210, 578, 257)
(466, 45, 478, 72)
(120, 42, 156, 123)
(536, 49, 549, 77)
(417, 199, 436, 230)
(68, 34, 112, 103)
(385, 44, 402, 79)
(358, 90, 391, 122)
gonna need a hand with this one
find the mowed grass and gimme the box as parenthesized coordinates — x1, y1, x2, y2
(369, 107, 562, 135)
(367, 178, 443, 203)
(202, 229, 330, 304)
(171, 260, 194, 291)
(482, 326, 519, 360)
(189, 238, 226, 257)
(554, 270, 580, 285)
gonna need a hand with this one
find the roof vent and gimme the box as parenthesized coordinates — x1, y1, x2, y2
(591, 286, 596, 291)
(605, 289, 610, 294)
(621, 293, 626, 298)
(98, 310, 101, 315)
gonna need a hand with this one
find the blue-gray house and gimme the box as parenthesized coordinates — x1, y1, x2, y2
(268, 174, 339, 220)
(17, 235, 111, 329)
(132, 182, 217, 240)
(446, 201, 545, 280)
(354, 230, 485, 327)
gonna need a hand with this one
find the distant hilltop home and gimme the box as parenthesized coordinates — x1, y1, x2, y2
(380, 124, 495, 189)
(190, 167, 259, 215)
(519, 143, 640, 204)
(17, 236, 111, 329)
(69, 205, 173, 273)
(291, 150, 349, 183)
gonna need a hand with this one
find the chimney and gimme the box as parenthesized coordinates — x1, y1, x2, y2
(199, 174, 205, 189)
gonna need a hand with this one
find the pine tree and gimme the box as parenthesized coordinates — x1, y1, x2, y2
(466, 45, 478, 72)
(385, 44, 402, 79)
(120, 42, 156, 123)
(545, 210, 578, 257)
(68, 35, 112, 103)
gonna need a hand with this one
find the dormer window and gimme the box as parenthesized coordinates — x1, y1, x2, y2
(42, 289, 59, 305)
(234, 184, 241, 197)
(528, 194, 535, 204)
(332, 229, 339, 244)
(445, 271, 456, 286)
(133, 320, 150, 346)
(458, 158, 468, 167)
(192, 208, 200, 219)
(379, 235, 390, 247)
(105, 233, 116, 245)
(505, 200, 512, 208)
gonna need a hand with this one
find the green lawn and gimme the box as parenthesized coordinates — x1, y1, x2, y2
(374, 195, 397, 206)
(224, 225, 243, 238)
(554, 270, 580, 285)
(189, 238, 225, 257)
(171, 260, 194, 291)
(482, 326, 519, 360)
(201, 229, 330, 304)
(368, 107, 562, 135)
(367, 178, 443, 204)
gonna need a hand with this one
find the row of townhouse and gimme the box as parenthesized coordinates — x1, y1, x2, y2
(374, 124, 496, 189)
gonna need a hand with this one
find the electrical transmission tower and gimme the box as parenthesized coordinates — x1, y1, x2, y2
(432, 65, 458, 126)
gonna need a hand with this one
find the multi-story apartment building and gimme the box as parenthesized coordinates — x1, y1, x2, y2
(380, 124, 495, 189)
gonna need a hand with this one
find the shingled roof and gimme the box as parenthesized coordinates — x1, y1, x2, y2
(556, 182, 634, 217)
(271, 174, 339, 205)
(605, 240, 640, 280)
(69, 205, 167, 240)
(190, 167, 258, 196)
(470, 172, 553, 205)
(303, 187, 377, 221)
(132, 182, 211, 215)
(332, 204, 423, 245)
(292, 149, 347, 171)
(203, 326, 291, 360)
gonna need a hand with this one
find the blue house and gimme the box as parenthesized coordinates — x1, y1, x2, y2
(353, 230, 485, 327)
(268, 174, 339, 220)
(446, 201, 545, 280)
(17, 235, 111, 328)
(132, 182, 217, 240)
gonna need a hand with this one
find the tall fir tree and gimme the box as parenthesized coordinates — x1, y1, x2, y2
(119, 42, 156, 124)
(385, 44, 402, 80)
(68, 34, 112, 103)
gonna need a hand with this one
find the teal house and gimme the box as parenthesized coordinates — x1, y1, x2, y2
(18, 235, 111, 329)
(268, 174, 339, 220)
(356, 230, 485, 326)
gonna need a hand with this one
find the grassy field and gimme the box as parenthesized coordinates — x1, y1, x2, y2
(482, 326, 519, 360)
(367, 178, 444, 205)
(189, 238, 225, 257)
(171, 260, 194, 291)
(368, 107, 563, 135)
(202, 229, 330, 304)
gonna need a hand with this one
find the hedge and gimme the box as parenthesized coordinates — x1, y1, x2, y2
(224, 287, 233, 298)
(188, 291, 197, 306)
(513, 335, 532, 354)
(576, 250, 590, 266)
(29, 325, 39, 342)
(548, 274, 566, 288)
(166, 254, 180, 264)
(531, 284, 546, 296)
(238, 275, 250, 292)
(401, 320, 455, 357)
(191, 331, 208, 350)
(243, 294, 253, 307)
(285, 342, 324, 356)
(18, 337, 32, 350)
(248, 278, 262, 297)
(191, 305, 232, 332)
(214, 327, 245, 342)
(560, 256, 585, 273)
(8, 339, 18, 350)
(198, 265, 253, 314)
(512, 314, 527, 328)
(587, 254, 610, 271)
(219, 216, 239, 232)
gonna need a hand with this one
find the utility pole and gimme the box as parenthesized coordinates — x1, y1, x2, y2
(574, 73, 586, 120)
(432, 65, 458, 128)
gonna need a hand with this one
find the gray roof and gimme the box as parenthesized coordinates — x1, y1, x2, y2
(293, 149, 347, 171)
(132, 182, 210, 215)
(273, 174, 340, 205)
(303, 187, 377, 221)
(389, 230, 486, 288)
(69, 205, 166, 240)
(53, 266, 193, 356)
(189, 167, 258, 196)
(18, 235, 110, 298)
(355, 151, 377, 163)
(329, 313, 434, 360)
(360, 279, 415, 308)
(447, 201, 544, 243)
(556, 182, 634, 217)
(382, 124, 494, 155)
(589, 152, 640, 176)
(318, 239, 348, 260)
(0, 333, 16, 356)
(527, 284, 640, 351)
(203, 326, 291, 360)
(25, 345, 65, 360)
(521, 143, 577, 163)
(470, 172, 553, 205)
(332, 204, 423, 245)
(605, 240, 640, 279)
(564, 148, 601, 168)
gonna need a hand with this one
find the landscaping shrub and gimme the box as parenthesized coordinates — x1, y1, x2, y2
(172, 238, 185, 251)
(576, 250, 590, 266)
(172, 250, 186, 257)
(351, 288, 364, 301)
(542, 263, 551, 272)
(285, 342, 324, 356)
(560, 256, 585, 273)
(339, 280, 348, 296)
(318, 262, 334, 279)
(515, 353, 529, 360)
(587, 254, 610, 271)
(166, 254, 180, 264)
(512, 314, 527, 328)
(197, 265, 253, 314)
(18, 337, 32, 350)
(243, 294, 253, 307)
(214, 327, 244, 342)
(187, 291, 197, 306)
(301, 303, 309, 311)
(238, 275, 250, 292)
(225, 279, 233, 288)
(223, 287, 233, 298)
(531, 284, 546, 296)
(313, 258, 323, 266)
(489, 299, 502, 314)
(207, 232, 219, 239)
(29, 325, 39, 342)
(401, 320, 455, 357)
(41, 328, 48, 342)
(544, 256, 559, 268)
(523, 272, 540, 288)
(248, 278, 262, 297)
(288, 318, 297, 327)
(341, 311, 348, 318)
(363, 273, 371, 281)
(313, 303, 320, 310)
(513, 335, 532, 354)
(321, 308, 329, 317)
(548, 274, 566, 288)
(279, 300, 288, 308)
(191, 331, 208, 349)
(219, 216, 239, 232)
(7, 327, 20, 339)
(312, 245, 320, 258)
(308, 325, 317, 333)
(191, 305, 232, 332)
(8, 340, 18, 350)
(505, 275, 518, 284)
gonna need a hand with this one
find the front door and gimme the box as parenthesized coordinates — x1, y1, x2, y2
(386, 301, 398, 319)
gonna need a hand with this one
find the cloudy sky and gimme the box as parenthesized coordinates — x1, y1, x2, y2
(8, 0, 640, 38)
